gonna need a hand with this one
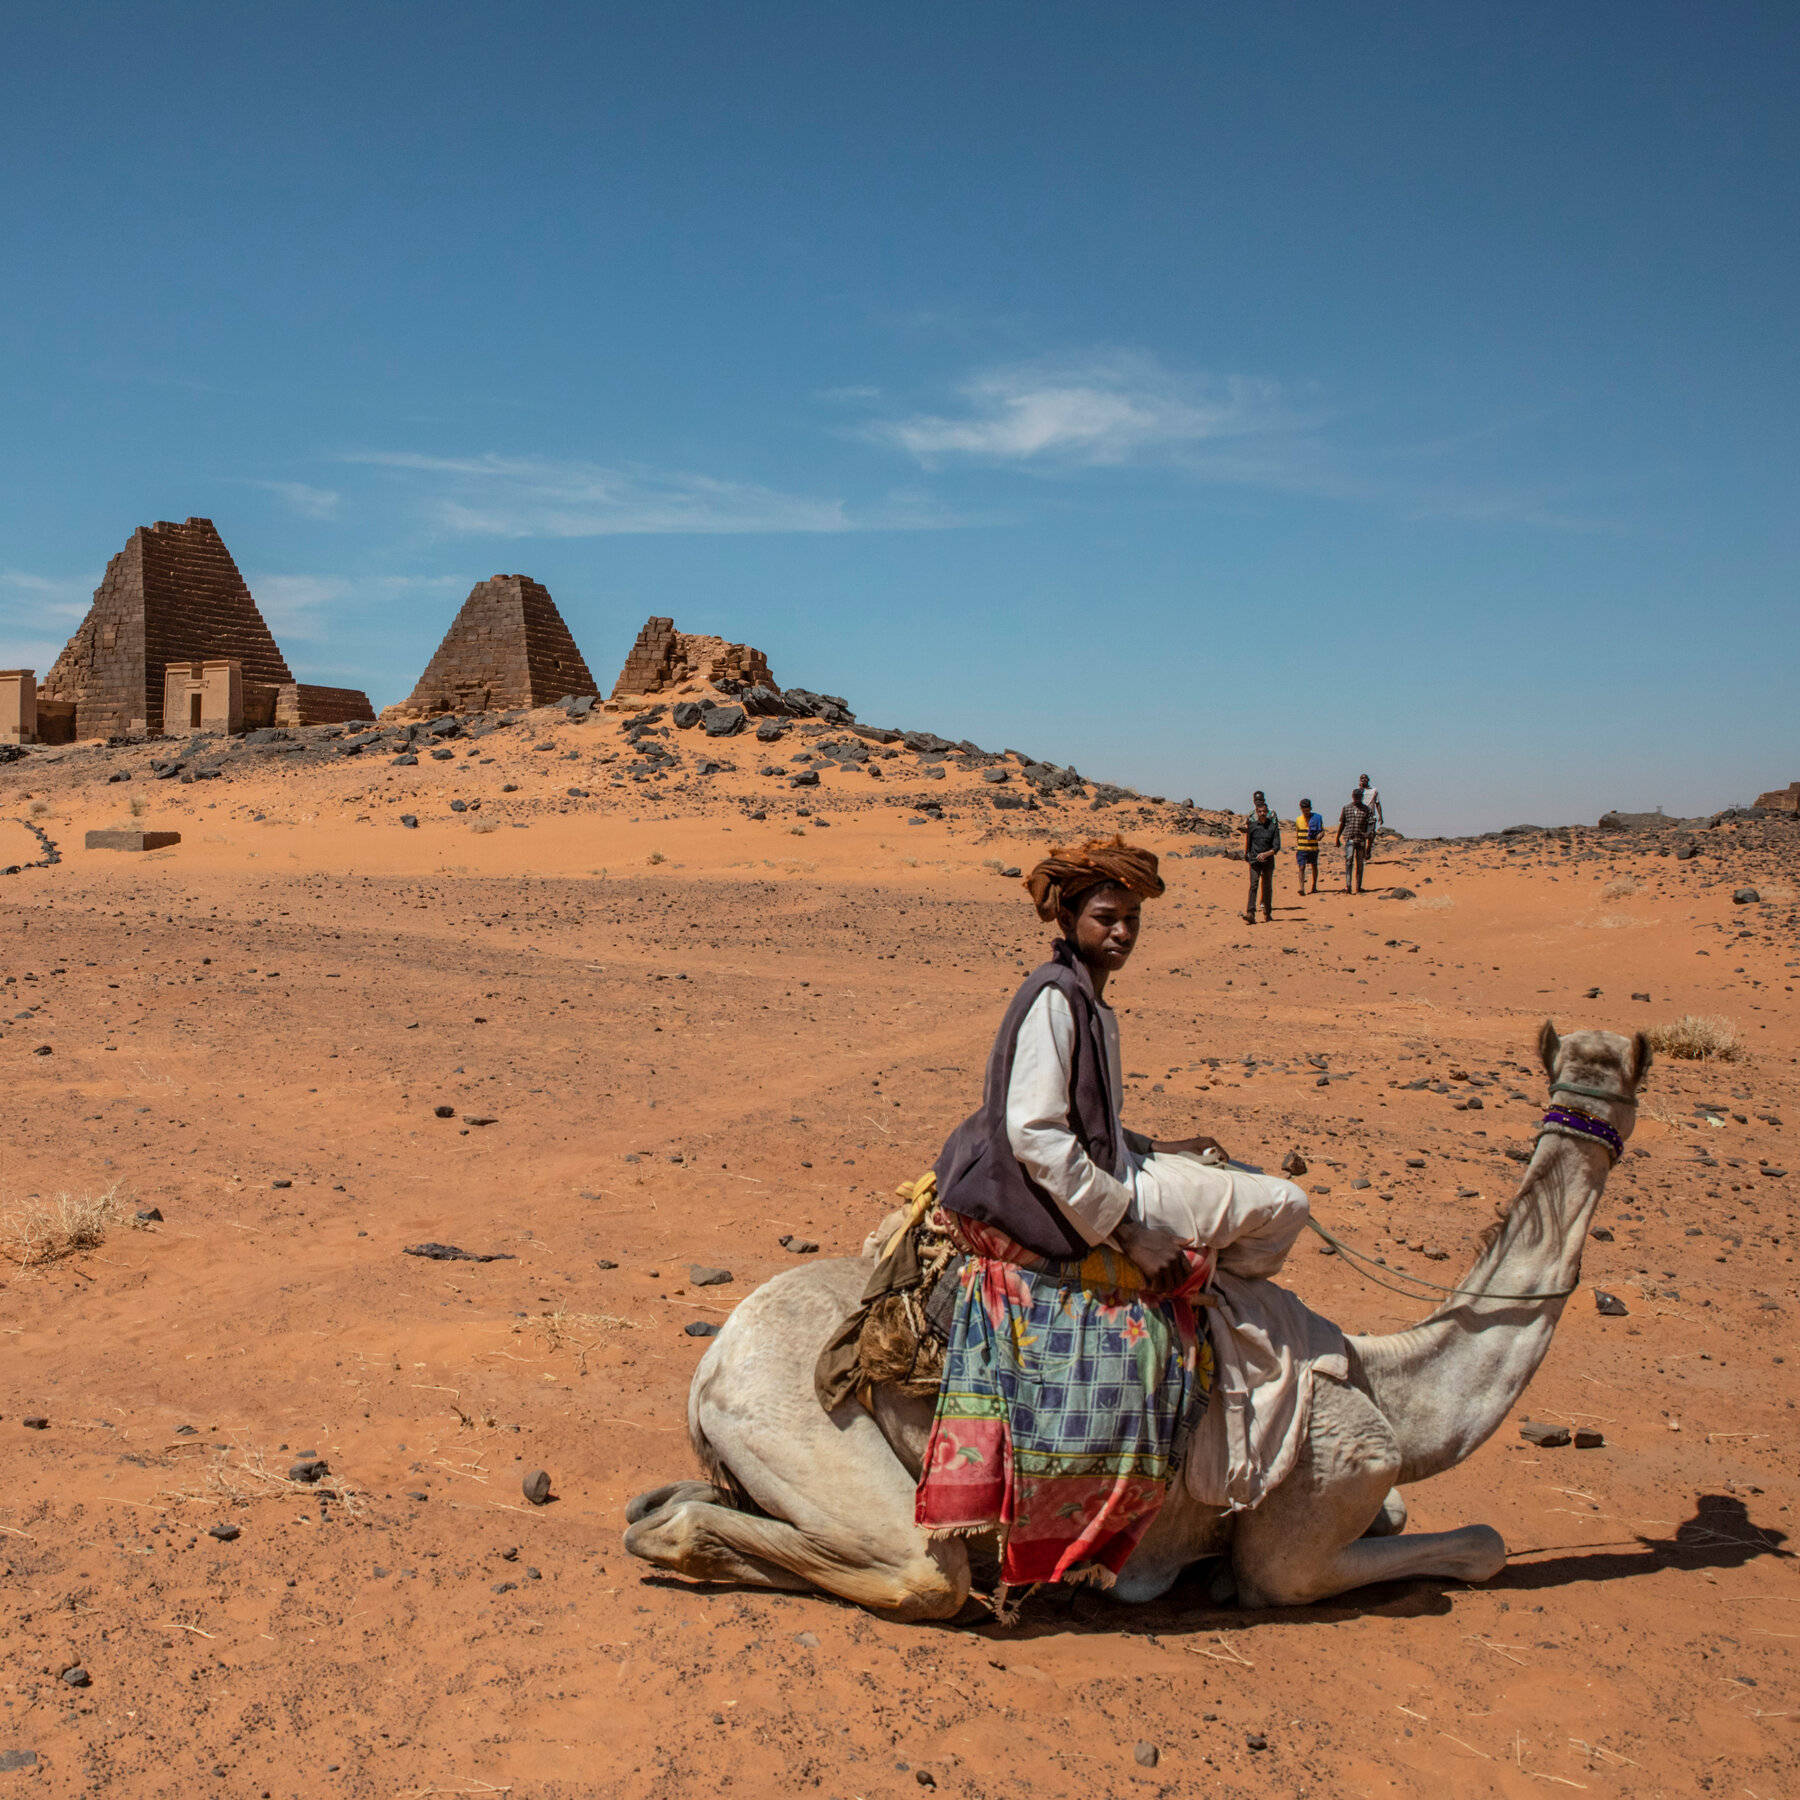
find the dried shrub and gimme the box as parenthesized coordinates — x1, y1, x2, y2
(1601, 876, 1640, 899)
(1, 1184, 124, 1267)
(1648, 1014, 1744, 1062)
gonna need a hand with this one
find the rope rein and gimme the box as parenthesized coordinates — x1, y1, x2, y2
(1304, 1074, 1637, 1306)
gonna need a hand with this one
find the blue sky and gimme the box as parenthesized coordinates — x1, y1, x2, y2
(3, 2, 1795, 835)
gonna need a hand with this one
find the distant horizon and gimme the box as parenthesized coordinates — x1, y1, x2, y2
(5, 506, 1784, 839)
(5, 4, 1795, 839)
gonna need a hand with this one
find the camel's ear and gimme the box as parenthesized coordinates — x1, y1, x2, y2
(1538, 1019, 1561, 1080)
(1628, 1030, 1653, 1086)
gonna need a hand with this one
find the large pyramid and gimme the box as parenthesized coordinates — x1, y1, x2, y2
(395, 575, 598, 717)
(42, 518, 298, 737)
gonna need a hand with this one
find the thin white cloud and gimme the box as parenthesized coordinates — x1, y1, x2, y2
(244, 480, 342, 520)
(0, 572, 94, 675)
(248, 572, 462, 642)
(866, 353, 1297, 468)
(343, 451, 951, 538)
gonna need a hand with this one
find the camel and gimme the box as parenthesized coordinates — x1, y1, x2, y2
(624, 1022, 1650, 1619)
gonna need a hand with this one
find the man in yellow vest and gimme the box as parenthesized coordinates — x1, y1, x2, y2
(1293, 797, 1323, 895)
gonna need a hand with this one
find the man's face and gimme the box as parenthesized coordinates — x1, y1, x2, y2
(1254, 803, 1268, 820)
(1064, 884, 1141, 972)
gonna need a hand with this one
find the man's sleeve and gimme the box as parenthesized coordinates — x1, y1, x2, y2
(1005, 988, 1132, 1244)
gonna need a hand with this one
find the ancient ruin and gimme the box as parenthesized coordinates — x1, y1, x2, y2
(389, 575, 598, 719)
(1754, 780, 1800, 813)
(611, 617, 776, 699)
(27, 517, 372, 740)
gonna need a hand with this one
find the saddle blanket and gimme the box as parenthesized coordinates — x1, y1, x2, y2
(914, 1212, 1215, 1588)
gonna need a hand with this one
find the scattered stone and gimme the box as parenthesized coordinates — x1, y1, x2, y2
(135, 1206, 163, 1222)
(430, 746, 455, 762)
(402, 1243, 515, 1263)
(1350, 1178, 1371, 1190)
(779, 1235, 820, 1253)
(208, 1523, 241, 1542)
(449, 799, 468, 813)
(1762, 1166, 1787, 1178)
(1280, 1151, 1307, 1177)
(684, 1321, 721, 1338)
(271, 1178, 291, 1189)
(1134, 1742, 1160, 1768)
(522, 1469, 552, 1506)
(287, 1457, 329, 1484)
(789, 770, 820, 788)
(1574, 1426, 1606, 1449)
(0, 1753, 39, 1772)
(689, 1266, 733, 1286)
(60, 1668, 90, 1689)
(1732, 887, 1760, 904)
(794, 1631, 819, 1648)
(462, 1114, 498, 1127)
(980, 768, 1009, 784)
(1518, 1420, 1571, 1447)
(85, 826, 184, 854)
(434, 1104, 456, 1118)
(400, 814, 419, 828)
(1386, 887, 1415, 900)
(1245, 1734, 1268, 1752)
(22, 1417, 48, 1430)
(32, 1045, 51, 1056)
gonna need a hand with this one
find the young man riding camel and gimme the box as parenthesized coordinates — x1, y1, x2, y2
(913, 836, 1310, 1592)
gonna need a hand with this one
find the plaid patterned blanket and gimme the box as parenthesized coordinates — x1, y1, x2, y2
(914, 1211, 1214, 1589)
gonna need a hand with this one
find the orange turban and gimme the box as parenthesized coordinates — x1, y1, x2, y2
(1024, 835, 1165, 922)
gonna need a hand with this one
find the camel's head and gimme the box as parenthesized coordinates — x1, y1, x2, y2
(1538, 1019, 1653, 1141)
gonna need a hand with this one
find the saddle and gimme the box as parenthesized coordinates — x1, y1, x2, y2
(814, 1176, 965, 1409)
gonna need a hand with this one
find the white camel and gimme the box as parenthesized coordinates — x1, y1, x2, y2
(624, 1023, 1649, 1619)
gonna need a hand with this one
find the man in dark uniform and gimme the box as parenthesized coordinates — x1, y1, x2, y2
(1242, 795, 1280, 924)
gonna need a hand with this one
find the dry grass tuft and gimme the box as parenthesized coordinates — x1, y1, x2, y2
(471, 818, 500, 834)
(647, 849, 667, 864)
(1601, 876, 1640, 899)
(528, 1307, 639, 1373)
(1648, 1014, 1744, 1062)
(1, 1184, 124, 1267)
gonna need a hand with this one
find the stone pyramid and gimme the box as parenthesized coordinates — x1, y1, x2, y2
(41, 518, 296, 737)
(397, 574, 598, 716)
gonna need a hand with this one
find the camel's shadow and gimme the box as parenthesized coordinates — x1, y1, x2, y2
(992, 1493, 1788, 1641)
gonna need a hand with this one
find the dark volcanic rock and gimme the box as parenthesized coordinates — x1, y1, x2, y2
(522, 1469, 552, 1506)
(1518, 1420, 1571, 1447)
(1593, 1290, 1629, 1316)
(402, 1242, 515, 1263)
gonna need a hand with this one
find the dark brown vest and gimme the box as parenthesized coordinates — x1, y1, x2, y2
(933, 940, 1119, 1258)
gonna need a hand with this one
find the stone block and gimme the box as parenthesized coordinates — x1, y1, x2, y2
(85, 828, 182, 852)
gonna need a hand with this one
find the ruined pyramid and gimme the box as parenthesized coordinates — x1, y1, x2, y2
(42, 518, 297, 737)
(394, 575, 598, 717)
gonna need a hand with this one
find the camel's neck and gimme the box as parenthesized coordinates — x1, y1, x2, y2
(1349, 1131, 1613, 1486)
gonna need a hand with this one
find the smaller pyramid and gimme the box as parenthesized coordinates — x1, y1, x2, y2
(397, 575, 597, 717)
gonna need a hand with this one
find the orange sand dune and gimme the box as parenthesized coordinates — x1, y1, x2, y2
(2, 709, 1795, 1799)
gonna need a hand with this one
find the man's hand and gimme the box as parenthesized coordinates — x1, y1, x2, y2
(1113, 1218, 1188, 1292)
(1155, 1133, 1229, 1161)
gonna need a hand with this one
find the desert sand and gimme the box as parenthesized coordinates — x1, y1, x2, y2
(2, 706, 1795, 1800)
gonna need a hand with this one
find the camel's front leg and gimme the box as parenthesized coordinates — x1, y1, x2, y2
(1230, 1379, 1505, 1607)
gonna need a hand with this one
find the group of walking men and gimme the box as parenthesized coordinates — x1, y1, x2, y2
(1241, 775, 1383, 923)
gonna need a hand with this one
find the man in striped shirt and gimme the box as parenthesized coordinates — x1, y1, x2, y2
(1294, 797, 1323, 894)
